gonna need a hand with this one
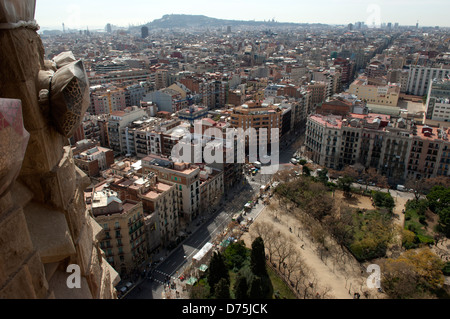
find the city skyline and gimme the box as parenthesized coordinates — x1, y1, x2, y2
(35, 0, 449, 30)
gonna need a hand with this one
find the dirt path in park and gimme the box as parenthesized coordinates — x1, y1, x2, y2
(241, 191, 391, 299)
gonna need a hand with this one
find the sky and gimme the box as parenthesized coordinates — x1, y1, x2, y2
(34, 0, 449, 30)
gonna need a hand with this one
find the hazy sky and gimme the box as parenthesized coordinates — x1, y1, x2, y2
(35, 0, 449, 30)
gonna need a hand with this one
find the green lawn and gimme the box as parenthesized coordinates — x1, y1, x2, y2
(404, 203, 434, 247)
(266, 266, 297, 299)
(227, 266, 296, 299)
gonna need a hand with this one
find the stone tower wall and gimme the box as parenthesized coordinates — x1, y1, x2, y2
(0, 2, 119, 299)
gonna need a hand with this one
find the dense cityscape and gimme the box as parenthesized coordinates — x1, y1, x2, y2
(1, 1, 450, 303)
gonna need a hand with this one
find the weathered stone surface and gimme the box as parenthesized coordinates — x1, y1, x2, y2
(0, 99, 30, 197)
(10, 181, 34, 209)
(19, 145, 75, 210)
(73, 221, 94, 277)
(48, 268, 92, 299)
(88, 246, 102, 298)
(43, 262, 59, 283)
(0, 191, 13, 219)
(23, 202, 76, 264)
(0, 29, 45, 131)
(103, 257, 120, 287)
(90, 215, 104, 242)
(0, 265, 37, 299)
(18, 125, 65, 176)
(0, 206, 34, 284)
(0, 19, 118, 299)
(24, 252, 49, 299)
(75, 164, 91, 191)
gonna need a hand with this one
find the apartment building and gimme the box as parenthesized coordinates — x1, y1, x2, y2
(199, 166, 224, 215)
(92, 190, 148, 277)
(72, 113, 109, 147)
(72, 140, 114, 177)
(177, 105, 209, 124)
(139, 176, 179, 248)
(349, 75, 400, 107)
(107, 106, 148, 155)
(387, 69, 409, 93)
(199, 80, 228, 109)
(305, 113, 450, 184)
(333, 57, 354, 85)
(143, 86, 189, 113)
(107, 173, 180, 250)
(119, 118, 181, 158)
(307, 81, 328, 109)
(88, 69, 153, 86)
(142, 155, 201, 221)
(230, 100, 282, 148)
(406, 126, 450, 179)
(89, 86, 127, 115)
(405, 65, 450, 96)
(425, 78, 450, 122)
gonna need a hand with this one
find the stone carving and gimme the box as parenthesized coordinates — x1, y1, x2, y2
(0, 0, 119, 299)
(0, 98, 30, 197)
(39, 55, 90, 138)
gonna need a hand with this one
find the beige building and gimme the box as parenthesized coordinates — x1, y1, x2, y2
(349, 75, 400, 107)
(139, 176, 180, 248)
(230, 100, 282, 146)
(92, 190, 148, 277)
(142, 155, 201, 221)
(199, 166, 224, 215)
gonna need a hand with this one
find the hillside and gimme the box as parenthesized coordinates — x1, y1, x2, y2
(141, 14, 327, 29)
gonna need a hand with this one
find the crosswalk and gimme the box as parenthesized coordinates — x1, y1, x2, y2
(151, 269, 178, 285)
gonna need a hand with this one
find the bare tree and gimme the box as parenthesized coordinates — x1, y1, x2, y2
(274, 237, 295, 271)
(285, 250, 303, 282)
(405, 177, 426, 202)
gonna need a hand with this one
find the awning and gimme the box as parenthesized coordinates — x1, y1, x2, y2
(186, 277, 198, 285)
(193, 242, 213, 261)
(198, 264, 208, 272)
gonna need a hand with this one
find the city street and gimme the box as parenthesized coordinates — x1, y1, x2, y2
(124, 176, 269, 299)
(124, 133, 300, 299)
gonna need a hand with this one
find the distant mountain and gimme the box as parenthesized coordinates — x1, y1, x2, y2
(141, 14, 326, 29)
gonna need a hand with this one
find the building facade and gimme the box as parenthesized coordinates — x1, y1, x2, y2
(92, 190, 148, 277)
(305, 113, 450, 184)
(426, 78, 450, 122)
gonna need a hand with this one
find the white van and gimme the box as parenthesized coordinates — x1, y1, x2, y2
(397, 185, 406, 191)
